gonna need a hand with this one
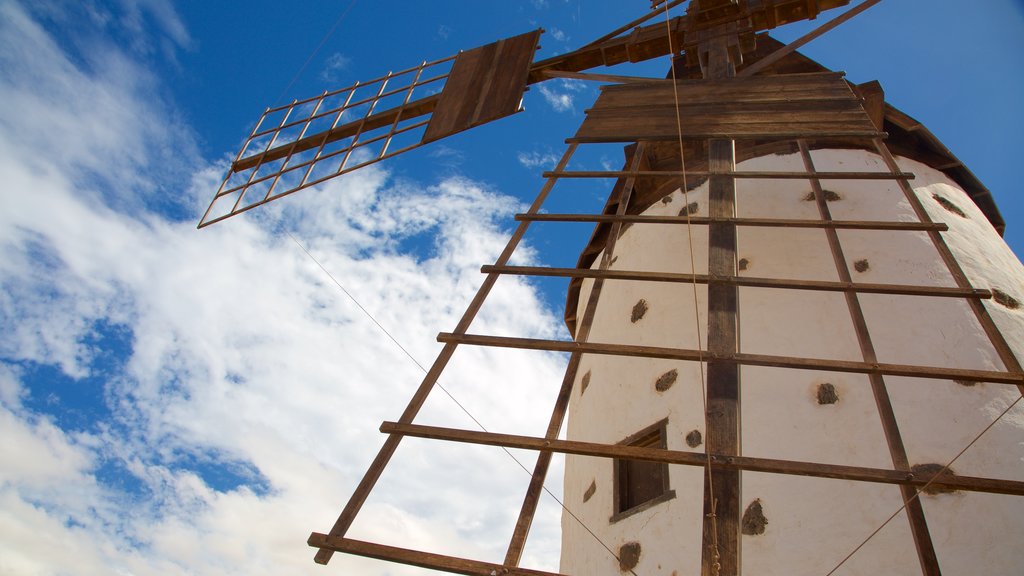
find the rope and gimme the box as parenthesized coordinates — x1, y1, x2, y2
(271, 0, 359, 107)
(662, 3, 721, 573)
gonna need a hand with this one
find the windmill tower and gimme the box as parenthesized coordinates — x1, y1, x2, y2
(200, 1, 1024, 575)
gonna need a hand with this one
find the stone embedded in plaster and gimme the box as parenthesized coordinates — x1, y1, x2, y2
(853, 259, 870, 273)
(954, 379, 977, 387)
(816, 382, 839, 405)
(738, 258, 749, 271)
(584, 479, 597, 503)
(662, 194, 674, 204)
(655, 369, 678, 392)
(685, 429, 703, 448)
(581, 370, 591, 395)
(618, 542, 642, 572)
(912, 463, 959, 495)
(992, 288, 1021, 310)
(803, 189, 841, 202)
(631, 299, 649, 323)
(932, 193, 967, 218)
(741, 499, 768, 535)
(679, 202, 699, 216)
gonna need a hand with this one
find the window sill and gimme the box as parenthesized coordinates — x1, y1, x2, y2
(609, 489, 676, 524)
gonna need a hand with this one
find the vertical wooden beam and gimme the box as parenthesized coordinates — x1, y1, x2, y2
(701, 33, 741, 576)
(799, 141, 940, 576)
(503, 144, 648, 567)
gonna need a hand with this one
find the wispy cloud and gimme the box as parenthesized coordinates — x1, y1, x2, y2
(319, 52, 351, 83)
(517, 150, 560, 170)
(0, 2, 566, 575)
(537, 78, 587, 113)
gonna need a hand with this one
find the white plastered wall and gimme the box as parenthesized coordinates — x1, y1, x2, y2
(559, 149, 1024, 576)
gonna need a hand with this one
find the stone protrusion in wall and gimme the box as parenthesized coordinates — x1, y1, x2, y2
(581, 370, 591, 395)
(618, 542, 641, 572)
(655, 369, 678, 392)
(954, 379, 977, 387)
(912, 463, 959, 495)
(853, 259, 870, 273)
(932, 193, 967, 218)
(803, 189, 841, 202)
(738, 258, 749, 271)
(741, 499, 768, 535)
(679, 202, 699, 216)
(685, 429, 703, 448)
(583, 479, 597, 503)
(631, 299, 648, 323)
(661, 194, 673, 204)
(816, 383, 839, 405)
(992, 288, 1021, 310)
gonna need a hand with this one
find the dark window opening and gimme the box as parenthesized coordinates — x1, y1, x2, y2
(612, 419, 674, 522)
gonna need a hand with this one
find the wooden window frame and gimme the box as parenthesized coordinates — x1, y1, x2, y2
(611, 418, 675, 523)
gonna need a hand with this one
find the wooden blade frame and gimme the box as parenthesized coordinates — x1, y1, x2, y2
(306, 72, 1024, 575)
(199, 30, 541, 228)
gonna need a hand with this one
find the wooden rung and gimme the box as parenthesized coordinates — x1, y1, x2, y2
(566, 131, 887, 143)
(308, 534, 566, 575)
(436, 333, 1024, 385)
(514, 213, 949, 232)
(541, 170, 915, 180)
(380, 421, 1024, 497)
(483, 265, 989, 299)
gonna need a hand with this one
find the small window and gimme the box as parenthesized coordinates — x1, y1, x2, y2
(612, 419, 674, 522)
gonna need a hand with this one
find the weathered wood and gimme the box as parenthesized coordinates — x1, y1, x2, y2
(423, 30, 540, 143)
(309, 535, 567, 576)
(738, 0, 884, 78)
(800, 141, 941, 576)
(435, 333, 1024, 385)
(516, 213, 948, 232)
(541, 169, 914, 180)
(311, 144, 580, 565)
(378, 422, 1024, 497)
(569, 130, 884, 143)
(482, 265, 991, 299)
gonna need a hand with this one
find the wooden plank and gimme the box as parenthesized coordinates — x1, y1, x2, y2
(584, 99, 868, 118)
(542, 169, 914, 180)
(309, 535, 566, 576)
(379, 421, 1024, 497)
(570, 129, 884, 143)
(482, 265, 991, 299)
(423, 30, 540, 143)
(516, 214, 948, 232)
(435, 333, 1024, 385)
(800, 141, 940, 576)
(311, 144, 580, 565)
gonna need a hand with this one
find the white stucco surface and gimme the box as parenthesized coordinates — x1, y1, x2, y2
(560, 150, 1024, 575)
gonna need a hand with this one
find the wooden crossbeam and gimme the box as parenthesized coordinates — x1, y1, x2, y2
(482, 265, 990, 299)
(515, 213, 949, 231)
(541, 169, 915, 179)
(379, 421, 1024, 497)
(308, 535, 566, 576)
(435, 333, 1024, 385)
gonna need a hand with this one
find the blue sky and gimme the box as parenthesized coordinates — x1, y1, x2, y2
(0, 1, 1021, 574)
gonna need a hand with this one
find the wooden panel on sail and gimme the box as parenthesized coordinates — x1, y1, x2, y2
(422, 30, 541, 143)
(572, 72, 881, 142)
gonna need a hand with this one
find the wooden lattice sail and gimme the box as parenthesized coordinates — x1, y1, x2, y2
(202, 1, 1024, 575)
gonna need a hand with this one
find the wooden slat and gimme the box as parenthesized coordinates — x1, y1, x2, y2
(435, 333, 1024, 385)
(378, 422, 1024, 497)
(423, 30, 540, 143)
(308, 535, 566, 576)
(541, 169, 914, 180)
(568, 130, 884, 143)
(482, 265, 991, 299)
(516, 213, 949, 231)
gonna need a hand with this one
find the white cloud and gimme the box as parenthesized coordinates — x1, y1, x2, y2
(320, 52, 351, 83)
(517, 150, 561, 170)
(537, 78, 587, 113)
(0, 2, 568, 575)
(550, 27, 568, 42)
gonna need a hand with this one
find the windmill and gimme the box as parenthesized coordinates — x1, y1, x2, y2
(200, 1, 1024, 575)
